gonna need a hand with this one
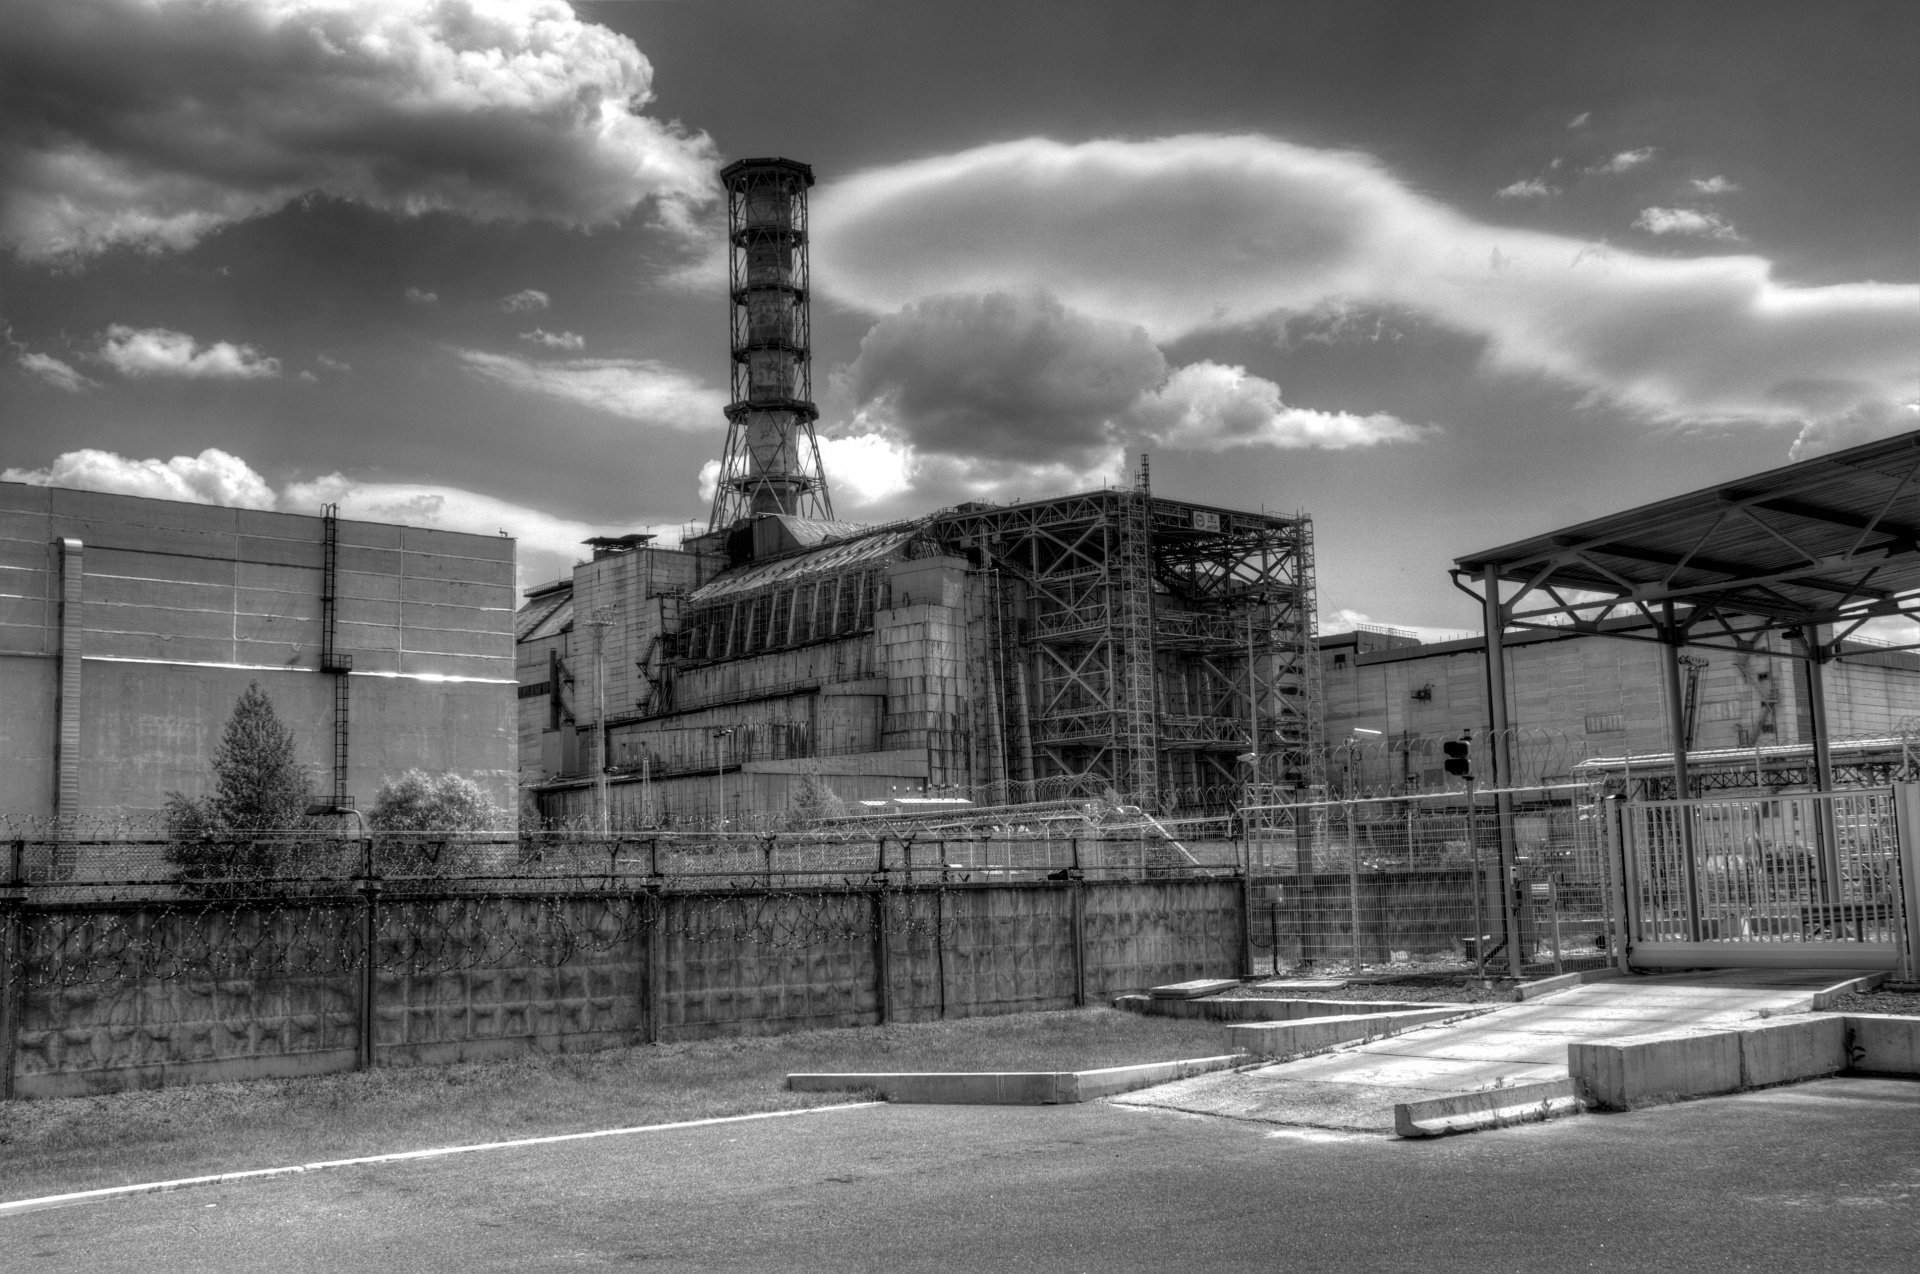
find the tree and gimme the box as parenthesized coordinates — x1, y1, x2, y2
(368, 770, 503, 877)
(165, 681, 317, 891)
(785, 766, 847, 829)
(367, 770, 500, 833)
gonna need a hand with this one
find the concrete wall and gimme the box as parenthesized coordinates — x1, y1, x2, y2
(0, 482, 517, 819)
(9, 876, 1244, 1097)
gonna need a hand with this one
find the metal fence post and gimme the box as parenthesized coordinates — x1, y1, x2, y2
(0, 839, 25, 1101)
(357, 835, 379, 1071)
(1895, 782, 1920, 984)
(643, 887, 665, 1044)
(872, 883, 893, 1025)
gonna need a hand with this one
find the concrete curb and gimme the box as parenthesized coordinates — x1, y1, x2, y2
(1810, 971, 1889, 1010)
(1510, 967, 1626, 1001)
(0, 1102, 884, 1219)
(1569, 1013, 1920, 1110)
(1117, 994, 1481, 1023)
(1226, 1006, 1482, 1060)
(785, 1053, 1249, 1105)
(1393, 1079, 1584, 1138)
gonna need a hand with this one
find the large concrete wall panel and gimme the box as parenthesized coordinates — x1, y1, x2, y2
(0, 655, 57, 815)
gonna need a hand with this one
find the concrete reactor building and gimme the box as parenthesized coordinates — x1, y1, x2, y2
(517, 158, 1324, 828)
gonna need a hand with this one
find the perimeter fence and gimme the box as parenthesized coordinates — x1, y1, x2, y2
(0, 830, 1246, 1100)
(1239, 786, 1617, 980)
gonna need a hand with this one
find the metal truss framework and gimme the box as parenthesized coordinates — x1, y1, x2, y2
(1451, 430, 1920, 661)
(934, 491, 1321, 812)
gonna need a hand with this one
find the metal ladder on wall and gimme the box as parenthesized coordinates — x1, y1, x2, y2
(320, 505, 353, 807)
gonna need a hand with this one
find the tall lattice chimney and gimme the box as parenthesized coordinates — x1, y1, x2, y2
(708, 158, 832, 531)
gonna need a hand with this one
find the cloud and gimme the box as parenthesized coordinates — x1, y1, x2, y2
(2, 445, 698, 589)
(1633, 207, 1740, 241)
(1124, 361, 1432, 451)
(315, 353, 351, 373)
(1496, 177, 1556, 200)
(812, 134, 1918, 432)
(817, 433, 913, 506)
(500, 289, 551, 313)
(2, 447, 276, 507)
(97, 325, 280, 379)
(0, 0, 720, 262)
(832, 291, 1427, 514)
(1587, 147, 1655, 175)
(1567, 112, 1591, 129)
(1789, 399, 1920, 460)
(403, 287, 439, 305)
(519, 328, 585, 350)
(16, 349, 99, 392)
(456, 348, 724, 428)
(844, 291, 1166, 465)
(1690, 175, 1741, 195)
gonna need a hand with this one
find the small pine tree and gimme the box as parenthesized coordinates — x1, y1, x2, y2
(165, 681, 316, 891)
(786, 767, 846, 829)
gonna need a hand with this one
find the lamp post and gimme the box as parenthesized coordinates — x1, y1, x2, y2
(712, 727, 735, 831)
(1345, 728, 1381, 977)
(586, 610, 613, 836)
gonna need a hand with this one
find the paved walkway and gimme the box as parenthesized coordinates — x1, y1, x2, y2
(1113, 969, 1866, 1132)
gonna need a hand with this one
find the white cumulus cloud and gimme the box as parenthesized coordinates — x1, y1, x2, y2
(1587, 147, 1655, 175)
(1124, 361, 1433, 451)
(1690, 175, 1741, 195)
(16, 349, 99, 392)
(500, 289, 551, 313)
(0, 0, 720, 262)
(1496, 177, 1556, 200)
(403, 287, 439, 305)
(3, 445, 699, 589)
(811, 134, 1918, 432)
(1634, 207, 1741, 241)
(97, 325, 280, 379)
(456, 348, 724, 429)
(2, 447, 277, 508)
(519, 328, 585, 350)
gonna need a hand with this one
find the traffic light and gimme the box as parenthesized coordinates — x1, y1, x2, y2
(1443, 736, 1473, 781)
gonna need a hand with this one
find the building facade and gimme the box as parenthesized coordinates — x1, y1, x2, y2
(0, 482, 518, 823)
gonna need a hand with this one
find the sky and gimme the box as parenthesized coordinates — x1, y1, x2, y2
(2, 0, 1916, 638)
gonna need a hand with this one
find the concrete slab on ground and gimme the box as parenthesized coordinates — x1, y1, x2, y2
(1113, 968, 1872, 1133)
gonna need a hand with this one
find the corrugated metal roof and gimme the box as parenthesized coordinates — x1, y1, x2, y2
(1453, 430, 1920, 637)
(516, 590, 573, 641)
(688, 527, 919, 604)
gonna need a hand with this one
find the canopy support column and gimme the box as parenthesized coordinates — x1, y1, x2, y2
(1661, 603, 1701, 941)
(1480, 566, 1522, 980)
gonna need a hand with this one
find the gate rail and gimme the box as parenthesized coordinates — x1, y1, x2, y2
(1612, 783, 1920, 977)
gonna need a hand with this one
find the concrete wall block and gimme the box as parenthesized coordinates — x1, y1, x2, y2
(402, 599, 514, 632)
(85, 632, 235, 664)
(1846, 1014, 1920, 1075)
(1739, 1017, 1846, 1088)
(0, 595, 54, 634)
(236, 587, 320, 622)
(235, 534, 326, 570)
(1569, 1030, 1743, 1110)
(397, 651, 513, 679)
(85, 574, 232, 614)
(393, 624, 512, 658)
(403, 551, 513, 586)
(402, 524, 515, 563)
(86, 545, 236, 586)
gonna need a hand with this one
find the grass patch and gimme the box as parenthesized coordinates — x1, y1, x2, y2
(0, 1008, 1230, 1203)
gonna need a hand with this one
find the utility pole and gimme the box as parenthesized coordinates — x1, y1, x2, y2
(587, 610, 613, 836)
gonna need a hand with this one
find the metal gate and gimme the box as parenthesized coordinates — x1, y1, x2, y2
(1614, 783, 1920, 976)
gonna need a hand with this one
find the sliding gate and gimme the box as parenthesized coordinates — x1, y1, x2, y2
(1615, 783, 1920, 976)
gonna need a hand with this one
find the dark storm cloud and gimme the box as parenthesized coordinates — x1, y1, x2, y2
(0, 0, 719, 261)
(843, 291, 1165, 464)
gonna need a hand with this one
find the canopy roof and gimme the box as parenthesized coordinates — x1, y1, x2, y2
(1451, 430, 1920, 656)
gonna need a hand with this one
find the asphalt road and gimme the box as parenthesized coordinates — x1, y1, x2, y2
(5, 1078, 1917, 1272)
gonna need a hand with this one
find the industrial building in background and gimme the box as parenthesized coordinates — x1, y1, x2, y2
(517, 158, 1323, 828)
